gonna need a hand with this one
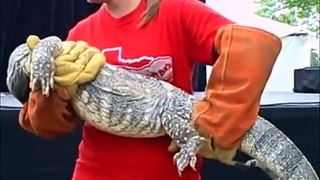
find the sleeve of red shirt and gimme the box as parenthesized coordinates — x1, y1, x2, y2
(66, 27, 78, 41)
(180, 0, 233, 64)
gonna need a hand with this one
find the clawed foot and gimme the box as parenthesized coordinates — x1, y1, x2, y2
(244, 159, 262, 168)
(173, 146, 198, 176)
(29, 36, 62, 97)
(30, 51, 55, 97)
(30, 64, 54, 97)
(245, 159, 278, 179)
(172, 136, 202, 176)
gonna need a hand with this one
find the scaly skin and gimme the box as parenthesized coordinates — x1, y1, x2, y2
(7, 36, 319, 179)
(6, 43, 31, 103)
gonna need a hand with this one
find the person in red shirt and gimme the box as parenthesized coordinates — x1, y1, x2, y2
(63, 0, 281, 179)
(9, 0, 282, 179)
(66, 1, 223, 179)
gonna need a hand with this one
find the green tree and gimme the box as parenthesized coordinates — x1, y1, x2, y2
(310, 48, 320, 66)
(255, 0, 320, 34)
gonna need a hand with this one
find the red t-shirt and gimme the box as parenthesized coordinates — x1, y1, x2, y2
(66, 0, 231, 179)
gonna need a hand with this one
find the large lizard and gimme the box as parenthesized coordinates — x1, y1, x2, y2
(7, 36, 319, 180)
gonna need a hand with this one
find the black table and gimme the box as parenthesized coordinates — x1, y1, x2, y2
(1, 92, 319, 180)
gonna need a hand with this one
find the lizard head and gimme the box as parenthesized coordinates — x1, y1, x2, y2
(6, 42, 33, 103)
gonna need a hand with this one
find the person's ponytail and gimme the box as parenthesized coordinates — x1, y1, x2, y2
(138, 0, 160, 28)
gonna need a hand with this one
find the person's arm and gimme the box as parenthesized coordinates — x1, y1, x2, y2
(16, 30, 82, 138)
(180, 0, 232, 64)
(180, 0, 282, 161)
(18, 26, 106, 138)
(19, 84, 80, 139)
(16, 27, 81, 138)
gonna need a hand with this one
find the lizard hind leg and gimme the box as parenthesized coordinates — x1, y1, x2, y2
(161, 114, 203, 176)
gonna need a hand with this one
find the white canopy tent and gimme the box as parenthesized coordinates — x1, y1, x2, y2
(205, 0, 319, 92)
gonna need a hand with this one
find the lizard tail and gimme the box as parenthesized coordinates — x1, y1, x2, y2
(239, 116, 319, 180)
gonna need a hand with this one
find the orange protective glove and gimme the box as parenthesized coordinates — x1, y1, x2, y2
(192, 24, 282, 163)
(19, 84, 80, 139)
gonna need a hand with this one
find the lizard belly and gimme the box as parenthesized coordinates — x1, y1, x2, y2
(71, 82, 167, 138)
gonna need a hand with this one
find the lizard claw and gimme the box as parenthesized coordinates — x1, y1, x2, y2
(190, 154, 197, 171)
(30, 56, 55, 97)
(41, 71, 54, 96)
(173, 147, 198, 176)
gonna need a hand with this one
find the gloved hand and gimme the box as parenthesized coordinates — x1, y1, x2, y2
(19, 84, 80, 139)
(53, 40, 106, 97)
(26, 35, 106, 97)
(17, 35, 106, 139)
(192, 25, 281, 164)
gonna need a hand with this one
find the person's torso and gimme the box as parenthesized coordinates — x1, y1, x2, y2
(76, 0, 195, 92)
(69, 0, 200, 179)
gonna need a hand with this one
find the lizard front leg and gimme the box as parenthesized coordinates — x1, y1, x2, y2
(30, 36, 63, 97)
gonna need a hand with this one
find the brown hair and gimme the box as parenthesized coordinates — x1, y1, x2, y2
(138, 0, 160, 28)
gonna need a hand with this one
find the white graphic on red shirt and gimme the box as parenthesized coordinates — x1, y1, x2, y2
(102, 47, 173, 82)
